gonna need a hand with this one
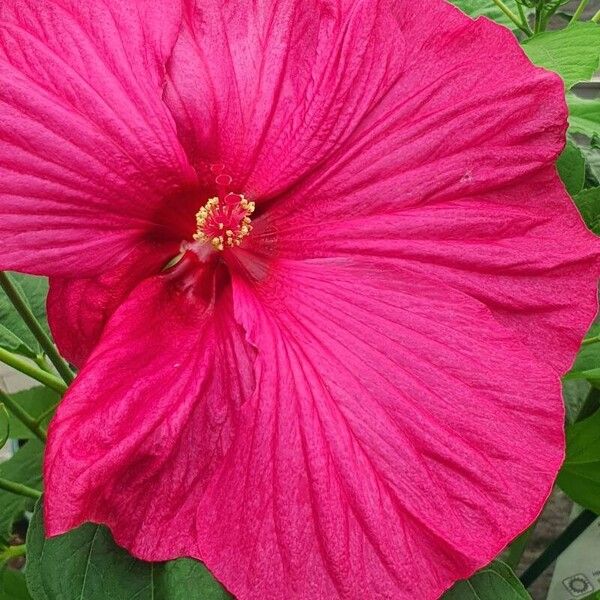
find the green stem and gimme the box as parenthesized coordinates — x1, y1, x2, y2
(581, 334, 600, 346)
(0, 544, 26, 562)
(592, 8, 600, 23)
(570, 0, 590, 24)
(540, 5, 555, 31)
(34, 355, 53, 373)
(534, 6, 542, 34)
(0, 272, 74, 385)
(0, 389, 46, 442)
(0, 477, 41, 499)
(520, 509, 597, 588)
(0, 348, 67, 394)
(516, 2, 528, 29)
(490, 0, 534, 35)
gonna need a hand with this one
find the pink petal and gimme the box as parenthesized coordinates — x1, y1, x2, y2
(47, 240, 179, 367)
(46, 256, 564, 599)
(165, 1, 565, 203)
(262, 169, 599, 374)
(198, 259, 564, 599)
(164, 0, 405, 197)
(235, 1, 598, 374)
(261, 10, 568, 214)
(0, 0, 196, 276)
(44, 255, 255, 557)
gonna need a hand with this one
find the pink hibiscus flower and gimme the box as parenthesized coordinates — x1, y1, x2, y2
(0, 0, 598, 598)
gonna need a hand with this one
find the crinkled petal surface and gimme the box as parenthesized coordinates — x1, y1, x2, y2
(46, 241, 179, 367)
(45, 257, 256, 555)
(167, 0, 598, 373)
(165, 0, 406, 197)
(46, 258, 564, 600)
(262, 170, 598, 375)
(31, 0, 600, 599)
(166, 0, 560, 200)
(0, 0, 196, 276)
(235, 2, 598, 374)
(219, 260, 564, 600)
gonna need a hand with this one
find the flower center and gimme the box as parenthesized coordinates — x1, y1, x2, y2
(193, 192, 255, 251)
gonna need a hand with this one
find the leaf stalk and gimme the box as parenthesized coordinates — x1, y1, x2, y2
(570, 0, 590, 24)
(0, 389, 47, 442)
(490, 0, 534, 35)
(0, 347, 67, 394)
(0, 272, 74, 385)
(0, 477, 41, 500)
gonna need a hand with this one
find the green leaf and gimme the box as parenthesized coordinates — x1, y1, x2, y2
(0, 406, 9, 450)
(566, 367, 600, 384)
(0, 326, 34, 360)
(557, 410, 600, 513)
(563, 379, 592, 424)
(573, 188, 600, 235)
(0, 441, 43, 545)
(0, 274, 49, 360)
(557, 141, 587, 196)
(580, 142, 600, 187)
(569, 94, 600, 139)
(571, 321, 600, 374)
(26, 506, 153, 600)
(1, 569, 32, 600)
(26, 502, 231, 600)
(5, 388, 58, 440)
(154, 559, 231, 600)
(442, 561, 531, 599)
(448, 1, 532, 29)
(522, 23, 600, 89)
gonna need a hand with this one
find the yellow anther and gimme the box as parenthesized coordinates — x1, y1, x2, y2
(240, 198, 255, 213)
(194, 193, 255, 251)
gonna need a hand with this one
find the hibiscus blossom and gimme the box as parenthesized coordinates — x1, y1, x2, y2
(0, 0, 598, 598)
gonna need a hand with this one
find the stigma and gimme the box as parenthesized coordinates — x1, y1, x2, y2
(193, 193, 255, 251)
